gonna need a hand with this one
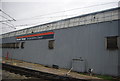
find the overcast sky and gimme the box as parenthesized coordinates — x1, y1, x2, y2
(0, 0, 119, 34)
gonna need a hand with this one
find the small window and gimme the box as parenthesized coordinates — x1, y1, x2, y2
(48, 40, 54, 49)
(12, 43, 15, 48)
(16, 42, 20, 48)
(10, 43, 12, 48)
(21, 42, 25, 48)
(12, 43, 14, 48)
(106, 36, 118, 50)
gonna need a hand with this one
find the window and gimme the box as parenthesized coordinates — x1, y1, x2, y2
(1, 42, 21, 48)
(16, 42, 20, 48)
(48, 40, 54, 49)
(11, 43, 14, 48)
(21, 42, 25, 49)
(106, 36, 118, 50)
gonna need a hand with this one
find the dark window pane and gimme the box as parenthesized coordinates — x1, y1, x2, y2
(48, 40, 54, 49)
(21, 42, 25, 48)
(107, 36, 118, 50)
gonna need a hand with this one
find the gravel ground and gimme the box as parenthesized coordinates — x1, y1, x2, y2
(2, 70, 49, 81)
(2, 70, 36, 79)
(2, 70, 51, 81)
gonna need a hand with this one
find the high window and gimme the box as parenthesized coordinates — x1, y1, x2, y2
(106, 36, 118, 50)
(48, 40, 55, 49)
(21, 42, 25, 49)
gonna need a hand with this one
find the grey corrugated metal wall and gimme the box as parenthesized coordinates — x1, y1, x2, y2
(118, 19, 120, 76)
(2, 20, 119, 76)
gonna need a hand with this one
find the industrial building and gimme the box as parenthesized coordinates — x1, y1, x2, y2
(0, 7, 120, 76)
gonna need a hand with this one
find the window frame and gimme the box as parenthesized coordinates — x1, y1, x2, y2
(48, 40, 55, 49)
(21, 42, 25, 49)
(105, 36, 118, 50)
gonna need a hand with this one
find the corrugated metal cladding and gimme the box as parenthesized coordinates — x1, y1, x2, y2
(118, 18, 120, 76)
(1, 7, 120, 76)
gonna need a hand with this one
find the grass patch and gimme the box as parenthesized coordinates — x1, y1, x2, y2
(94, 75, 114, 81)
(78, 72, 119, 81)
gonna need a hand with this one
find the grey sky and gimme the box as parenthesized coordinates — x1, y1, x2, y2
(0, 0, 119, 34)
